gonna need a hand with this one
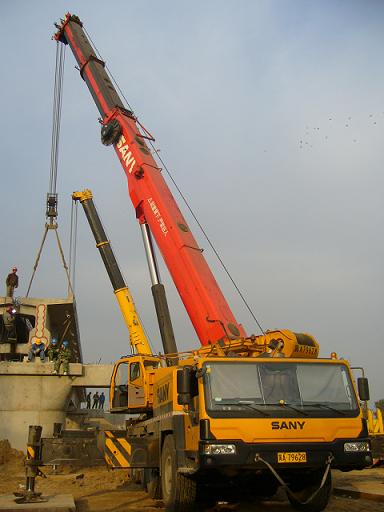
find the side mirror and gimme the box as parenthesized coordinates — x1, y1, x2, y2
(177, 367, 191, 405)
(357, 377, 370, 401)
(177, 367, 198, 406)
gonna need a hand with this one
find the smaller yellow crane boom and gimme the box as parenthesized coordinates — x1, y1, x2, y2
(72, 189, 152, 355)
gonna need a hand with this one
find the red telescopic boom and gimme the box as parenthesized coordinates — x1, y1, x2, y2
(54, 14, 246, 346)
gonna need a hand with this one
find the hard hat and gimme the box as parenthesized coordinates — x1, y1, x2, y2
(51, 338, 57, 345)
(12, 267, 17, 272)
(35, 339, 42, 345)
(62, 340, 69, 347)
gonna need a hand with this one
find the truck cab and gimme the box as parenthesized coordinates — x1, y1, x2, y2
(110, 355, 161, 413)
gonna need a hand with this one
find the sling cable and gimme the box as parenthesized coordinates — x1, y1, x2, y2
(26, 40, 74, 298)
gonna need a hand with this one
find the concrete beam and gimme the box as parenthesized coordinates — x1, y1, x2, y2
(0, 295, 83, 364)
(70, 364, 115, 387)
(0, 361, 83, 376)
(0, 362, 114, 385)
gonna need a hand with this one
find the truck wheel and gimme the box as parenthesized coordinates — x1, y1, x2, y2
(287, 470, 332, 512)
(161, 435, 196, 512)
(146, 469, 162, 499)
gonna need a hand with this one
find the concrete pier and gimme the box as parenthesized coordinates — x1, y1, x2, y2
(0, 295, 121, 451)
(0, 362, 114, 450)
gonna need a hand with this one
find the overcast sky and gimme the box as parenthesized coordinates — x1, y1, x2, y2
(1, 1, 383, 401)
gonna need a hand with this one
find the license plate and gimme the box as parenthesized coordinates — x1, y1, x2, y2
(277, 452, 307, 463)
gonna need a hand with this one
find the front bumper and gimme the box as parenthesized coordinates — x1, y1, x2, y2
(199, 438, 372, 470)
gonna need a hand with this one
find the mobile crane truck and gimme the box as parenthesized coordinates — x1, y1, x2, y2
(55, 14, 372, 512)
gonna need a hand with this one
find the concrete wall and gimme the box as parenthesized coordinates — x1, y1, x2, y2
(0, 361, 115, 450)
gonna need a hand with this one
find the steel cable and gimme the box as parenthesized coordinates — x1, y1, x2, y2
(27, 43, 73, 297)
(49, 42, 66, 195)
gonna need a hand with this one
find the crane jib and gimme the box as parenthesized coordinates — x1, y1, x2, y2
(54, 13, 246, 346)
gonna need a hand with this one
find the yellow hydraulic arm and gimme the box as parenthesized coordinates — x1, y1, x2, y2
(72, 189, 152, 355)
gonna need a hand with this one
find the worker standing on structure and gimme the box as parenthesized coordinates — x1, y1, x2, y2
(2, 306, 17, 341)
(27, 339, 46, 362)
(86, 391, 92, 409)
(5, 267, 18, 298)
(47, 338, 59, 362)
(53, 340, 71, 375)
(99, 392, 105, 409)
(92, 392, 99, 409)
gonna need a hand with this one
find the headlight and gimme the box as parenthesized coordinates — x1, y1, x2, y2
(203, 444, 236, 455)
(344, 441, 370, 452)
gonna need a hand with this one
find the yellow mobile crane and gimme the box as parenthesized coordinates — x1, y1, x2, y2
(57, 15, 372, 512)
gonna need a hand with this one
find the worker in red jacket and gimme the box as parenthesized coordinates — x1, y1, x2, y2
(6, 267, 18, 297)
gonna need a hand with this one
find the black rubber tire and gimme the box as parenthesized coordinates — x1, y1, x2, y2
(161, 435, 197, 512)
(287, 470, 332, 512)
(146, 469, 162, 499)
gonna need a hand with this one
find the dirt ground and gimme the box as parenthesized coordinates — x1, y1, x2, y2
(0, 440, 383, 511)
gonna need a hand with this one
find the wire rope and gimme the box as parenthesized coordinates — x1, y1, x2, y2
(27, 42, 74, 297)
(49, 42, 66, 195)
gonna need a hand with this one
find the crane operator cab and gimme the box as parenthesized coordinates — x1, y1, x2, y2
(110, 355, 161, 413)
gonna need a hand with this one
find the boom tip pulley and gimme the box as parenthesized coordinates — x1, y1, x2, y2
(101, 119, 122, 146)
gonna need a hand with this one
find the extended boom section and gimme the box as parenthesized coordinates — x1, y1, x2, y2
(72, 189, 151, 355)
(54, 14, 245, 346)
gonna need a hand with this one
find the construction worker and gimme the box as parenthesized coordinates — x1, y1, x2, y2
(53, 340, 72, 376)
(28, 339, 46, 362)
(2, 306, 16, 341)
(5, 267, 19, 297)
(86, 391, 92, 409)
(92, 392, 99, 409)
(99, 392, 105, 409)
(47, 338, 59, 362)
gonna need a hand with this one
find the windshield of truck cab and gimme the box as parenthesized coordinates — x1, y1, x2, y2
(203, 361, 359, 418)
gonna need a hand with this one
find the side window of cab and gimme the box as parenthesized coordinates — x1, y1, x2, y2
(129, 362, 143, 386)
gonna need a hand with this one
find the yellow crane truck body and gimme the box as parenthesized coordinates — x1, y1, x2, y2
(106, 335, 371, 511)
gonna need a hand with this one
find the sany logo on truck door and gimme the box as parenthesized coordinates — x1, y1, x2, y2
(116, 135, 136, 174)
(157, 383, 170, 404)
